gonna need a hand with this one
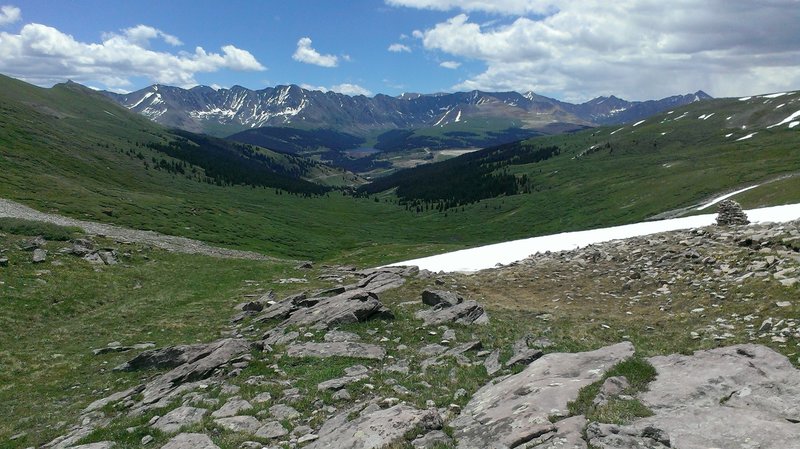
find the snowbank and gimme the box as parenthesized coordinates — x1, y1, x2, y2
(387, 203, 800, 273)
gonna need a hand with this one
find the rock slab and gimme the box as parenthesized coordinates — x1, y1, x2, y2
(452, 342, 635, 449)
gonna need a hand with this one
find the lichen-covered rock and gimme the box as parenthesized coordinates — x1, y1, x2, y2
(415, 300, 488, 326)
(151, 406, 208, 433)
(286, 341, 386, 360)
(452, 342, 635, 449)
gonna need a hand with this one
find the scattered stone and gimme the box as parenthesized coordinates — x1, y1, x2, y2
(255, 421, 288, 439)
(297, 433, 319, 444)
(269, 404, 300, 420)
(759, 318, 774, 333)
(305, 404, 442, 449)
(214, 415, 262, 434)
(593, 376, 630, 407)
(141, 435, 154, 445)
(586, 422, 670, 449)
(160, 433, 220, 449)
(32, 248, 47, 263)
(211, 397, 252, 418)
(252, 392, 272, 403)
(451, 342, 635, 449)
(716, 200, 749, 226)
(776, 301, 792, 307)
(505, 338, 544, 367)
(296, 261, 314, 269)
(0, 257, 8, 266)
(286, 342, 386, 360)
(332, 389, 351, 401)
(483, 349, 501, 375)
(151, 406, 208, 433)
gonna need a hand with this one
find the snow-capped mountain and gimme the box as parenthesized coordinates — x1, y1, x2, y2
(103, 85, 711, 136)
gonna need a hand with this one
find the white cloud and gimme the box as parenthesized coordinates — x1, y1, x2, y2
(0, 22, 265, 90)
(439, 60, 460, 69)
(386, 0, 553, 15)
(292, 37, 338, 67)
(388, 43, 411, 53)
(120, 24, 182, 47)
(404, 1, 800, 100)
(299, 82, 372, 97)
(330, 83, 372, 96)
(0, 5, 20, 26)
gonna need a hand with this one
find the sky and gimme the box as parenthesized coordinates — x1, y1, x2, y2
(0, 0, 798, 102)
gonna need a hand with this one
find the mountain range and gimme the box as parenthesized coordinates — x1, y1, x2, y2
(103, 84, 712, 137)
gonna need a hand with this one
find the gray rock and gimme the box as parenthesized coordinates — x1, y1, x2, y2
(383, 359, 410, 375)
(141, 435, 154, 445)
(416, 300, 488, 326)
(305, 404, 442, 449)
(422, 289, 463, 307)
(255, 292, 307, 322)
(214, 415, 262, 434)
(255, 420, 288, 439)
(527, 415, 587, 449)
(593, 376, 630, 407)
(68, 443, 116, 449)
(411, 430, 453, 449)
(252, 392, 272, 403)
(0, 257, 9, 266)
(505, 348, 543, 367)
(32, 248, 47, 263)
(151, 406, 208, 433)
(323, 330, 361, 342)
(211, 397, 252, 418)
(452, 342, 635, 449)
(277, 289, 394, 331)
(83, 385, 143, 413)
(286, 342, 386, 360)
(133, 339, 250, 408)
(483, 349, 501, 375)
(83, 252, 104, 265)
(114, 343, 213, 372)
(68, 239, 94, 256)
(354, 269, 407, 293)
(160, 433, 220, 449)
(628, 344, 800, 449)
(419, 343, 448, 356)
(98, 250, 117, 265)
(269, 404, 300, 420)
(332, 389, 351, 401)
(586, 422, 670, 449)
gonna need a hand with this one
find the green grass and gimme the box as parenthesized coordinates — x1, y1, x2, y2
(0, 217, 82, 241)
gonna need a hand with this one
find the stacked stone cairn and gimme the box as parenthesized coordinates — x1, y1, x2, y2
(716, 200, 749, 226)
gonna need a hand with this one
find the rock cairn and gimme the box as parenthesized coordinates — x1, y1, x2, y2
(716, 200, 749, 226)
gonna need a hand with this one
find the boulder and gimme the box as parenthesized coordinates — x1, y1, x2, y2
(286, 342, 386, 360)
(114, 343, 213, 372)
(483, 349, 501, 375)
(269, 404, 300, 420)
(305, 404, 442, 449)
(255, 420, 289, 439)
(151, 406, 208, 433)
(421, 289, 463, 307)
(32, 248, 47, 263)
(214, 415, 262, 434)
(416, 300, 488, 326)
(160, 433, 220, 449)
(210, 397, 252, 418)
(451, 342, 635, 449)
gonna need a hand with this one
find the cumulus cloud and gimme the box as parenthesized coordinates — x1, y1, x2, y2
(0, 22, 265, 90)
(120, 24, 182, 47)
(388, 43, 411, 53)
(292, 37, 338, 67)
(396, 0, 800, 100)
(0, 5, 20, 26)
(439, 60, 460, 69)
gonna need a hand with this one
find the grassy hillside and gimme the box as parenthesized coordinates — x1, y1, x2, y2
(2, 74, 800, 265)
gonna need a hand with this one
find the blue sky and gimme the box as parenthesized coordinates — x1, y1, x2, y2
(1, 1, 799, 102)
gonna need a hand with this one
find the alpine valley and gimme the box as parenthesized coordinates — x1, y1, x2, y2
(2, 71, 800, 449)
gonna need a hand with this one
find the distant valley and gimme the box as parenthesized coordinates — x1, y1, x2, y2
(103, 84, 712, 173)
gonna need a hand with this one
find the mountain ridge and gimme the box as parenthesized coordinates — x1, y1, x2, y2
(102, 83, 712, 137)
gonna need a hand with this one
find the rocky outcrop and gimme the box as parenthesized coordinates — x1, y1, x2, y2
(627, 344, 800, 449)
(151, 406, 208, 433)
(120, 338, 250, 410)
(716, 199, 749, 226)
(451, 342, 635, 449)
(416, 299, 489, 326)
(305, 404, 442, 449)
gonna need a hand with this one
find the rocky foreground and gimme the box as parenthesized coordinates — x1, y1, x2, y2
(38, 212, 800, 449)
